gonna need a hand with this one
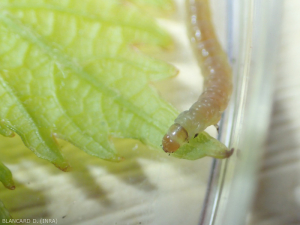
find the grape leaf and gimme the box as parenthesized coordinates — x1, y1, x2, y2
(0, 0, 230, 180)
(0, 162, 14, 190)
(127, 0, 175, 16)
(0, 199, 12, 221)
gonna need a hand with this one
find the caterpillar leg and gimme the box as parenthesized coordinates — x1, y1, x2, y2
(214, 124, 219, 133)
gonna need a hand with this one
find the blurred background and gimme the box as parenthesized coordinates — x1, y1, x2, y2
(249, 1, 300, 224)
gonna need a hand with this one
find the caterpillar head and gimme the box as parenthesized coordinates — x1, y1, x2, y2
(162, 124, 188, 153)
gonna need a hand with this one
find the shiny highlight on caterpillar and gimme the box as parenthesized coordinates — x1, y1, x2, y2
(162, 0, 233, 153)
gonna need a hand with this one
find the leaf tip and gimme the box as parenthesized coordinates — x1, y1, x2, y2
(53, 161, 71, 172)
(7, 184, 15, 190)
(226, 148, 234, 158)
(2, 180, 15, 190)
(107, 155, 124, 162)
(210, 147, 234, 159)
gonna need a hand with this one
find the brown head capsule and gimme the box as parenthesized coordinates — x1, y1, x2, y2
(162, 124, 188, 153)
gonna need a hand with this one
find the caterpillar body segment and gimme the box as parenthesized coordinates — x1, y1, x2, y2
(162, 0, 232, 153)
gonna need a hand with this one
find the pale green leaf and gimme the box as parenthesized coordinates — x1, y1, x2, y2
(0, 162, 14, 190)
(0, 199, 13, 221)
(0, 0, 230, 179)
(127, 0, 175, 16)
(173, 132, 231, 160)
